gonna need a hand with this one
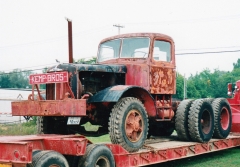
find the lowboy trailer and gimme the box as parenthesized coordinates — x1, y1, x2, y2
(1, 132, 240, 166)
(1, 32, 240, 167)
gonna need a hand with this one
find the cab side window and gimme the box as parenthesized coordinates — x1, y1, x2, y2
(153, 41, 171, 62)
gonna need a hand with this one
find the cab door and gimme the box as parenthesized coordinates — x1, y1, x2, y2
(150, 38, 176, 94)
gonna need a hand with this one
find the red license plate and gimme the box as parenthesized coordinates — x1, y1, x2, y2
(29, 71, 68, 84)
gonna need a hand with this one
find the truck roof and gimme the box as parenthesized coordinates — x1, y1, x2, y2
(99, 32, 174, 44)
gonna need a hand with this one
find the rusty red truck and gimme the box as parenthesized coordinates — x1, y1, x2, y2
(0, 33, 239, 167)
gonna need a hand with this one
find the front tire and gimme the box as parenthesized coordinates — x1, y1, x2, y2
(109, 97, 148, 152)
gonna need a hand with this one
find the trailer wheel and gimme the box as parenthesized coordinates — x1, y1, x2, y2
(212, 98, 232, 139)
(109, 97, 148, 152)
(29, 150, 69, 167)
(188, 99, 214, 142)
(175, 99, 194, 141)
(78, 144, 115, 167)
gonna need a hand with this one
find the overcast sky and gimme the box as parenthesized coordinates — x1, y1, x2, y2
(1, 0, 240, 77)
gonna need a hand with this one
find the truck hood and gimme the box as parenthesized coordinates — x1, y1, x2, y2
(47, 63, 127, 73)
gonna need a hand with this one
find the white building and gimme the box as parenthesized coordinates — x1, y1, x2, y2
(0, 89, 34, 123)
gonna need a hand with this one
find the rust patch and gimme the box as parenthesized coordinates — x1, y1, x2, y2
(150, 67, 175, 94)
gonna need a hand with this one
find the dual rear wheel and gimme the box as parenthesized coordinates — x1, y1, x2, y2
(175, 98, 232, 142)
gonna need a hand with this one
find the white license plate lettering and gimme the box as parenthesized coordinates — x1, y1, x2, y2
(67, 117, 81, 125)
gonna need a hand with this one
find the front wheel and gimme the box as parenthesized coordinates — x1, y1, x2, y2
(109, 97, 148, 152)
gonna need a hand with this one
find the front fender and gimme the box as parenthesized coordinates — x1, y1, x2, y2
(87, 85, 156, 117)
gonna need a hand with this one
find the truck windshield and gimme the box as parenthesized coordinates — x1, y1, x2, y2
(98, 37, 150, 62)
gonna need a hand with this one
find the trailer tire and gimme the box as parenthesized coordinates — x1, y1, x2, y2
(32, 150, 41, 157)
(30, 150, 69, 167)
(212, 98, 232, 139)
(78, 144, 115, 167)
(175, 99, 194, 141)
(109, 97, 148, 152)
(188, 99, 214, 142)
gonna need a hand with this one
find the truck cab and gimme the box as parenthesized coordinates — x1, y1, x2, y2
(97, 33, 176, 94)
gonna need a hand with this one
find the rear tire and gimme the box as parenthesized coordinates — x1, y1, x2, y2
(78, 144, 115, 167)
(175, 99, 194, 141)
(109, 97, 148, 152)
(212, 98, 232, 139)
(188, 99, 214, 142)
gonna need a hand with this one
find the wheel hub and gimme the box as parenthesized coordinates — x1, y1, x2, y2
(125, 109, 143, 142)
(201, 109, 212, 134)
(220, 107, 230, 130)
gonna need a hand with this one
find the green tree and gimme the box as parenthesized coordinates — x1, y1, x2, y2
(187, 79, 201, 99)
(0, 69, 33, 89)
(0, 73, 11, 88)
(209, 69, 228, 98)
(8, 69, 30, 88)
(173, 73, 184, 100)
(76, 57, 97, 64)
(233, 58, 240, 69)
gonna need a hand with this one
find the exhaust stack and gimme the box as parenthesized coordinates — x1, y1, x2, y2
(66, 18, 73, 63)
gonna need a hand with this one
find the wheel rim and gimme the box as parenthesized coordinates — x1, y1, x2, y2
(95, 156, 110, 167)
(201, 109, 212, 134)
(220, 107, 230, 130)
(49, 165, 60, 167)
(125, 109, 143, 142)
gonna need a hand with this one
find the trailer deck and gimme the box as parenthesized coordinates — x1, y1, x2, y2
(1, 133, 240, 167)
(105, 133, 240, 167)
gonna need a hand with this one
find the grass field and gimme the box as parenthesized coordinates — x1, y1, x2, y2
(153, 147, 240, 167)
(0, 122, 37, 135)
(1, 123, 240, 166)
